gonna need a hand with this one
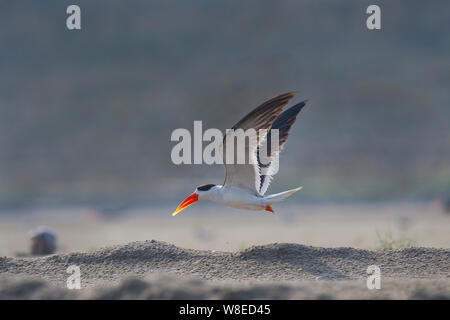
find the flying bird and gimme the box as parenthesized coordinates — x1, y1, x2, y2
(172, 92, 307, 216)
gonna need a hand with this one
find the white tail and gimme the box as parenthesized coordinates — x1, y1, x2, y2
(265, 186, 302, 204)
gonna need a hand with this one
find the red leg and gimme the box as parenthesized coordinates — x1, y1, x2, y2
(265, 205, 274, 213)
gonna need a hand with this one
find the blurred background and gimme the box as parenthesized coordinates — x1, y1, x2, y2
(0, 1, 449, 255)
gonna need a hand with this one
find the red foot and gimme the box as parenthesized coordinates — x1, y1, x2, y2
(265, 205, 274, 213)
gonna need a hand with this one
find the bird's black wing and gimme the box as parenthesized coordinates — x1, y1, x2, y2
(257, 100, 307, 195)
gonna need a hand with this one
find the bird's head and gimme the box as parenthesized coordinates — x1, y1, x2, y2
(172, 184, 218, 216)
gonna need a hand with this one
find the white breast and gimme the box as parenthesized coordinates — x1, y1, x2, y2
(209, 185, 265, 211)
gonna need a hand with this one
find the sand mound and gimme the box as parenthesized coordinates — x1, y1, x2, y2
(0, 240, 448, 299)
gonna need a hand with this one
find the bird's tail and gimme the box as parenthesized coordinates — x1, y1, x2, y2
(265, 186, 302, 204)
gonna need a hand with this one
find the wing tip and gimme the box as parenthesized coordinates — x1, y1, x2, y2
(285, 99, 308, 114)
(280, 93, 309, 110)
(272, 92, 297, 103)
(283, 91, 298, 98)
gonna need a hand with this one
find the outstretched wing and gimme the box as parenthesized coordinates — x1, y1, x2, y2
(257, 101, 307, 195)
(222, 92, 297, 193)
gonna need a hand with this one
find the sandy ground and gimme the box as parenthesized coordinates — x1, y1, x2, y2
(0, 202, 448, 299)
(0, 240, 449, 299)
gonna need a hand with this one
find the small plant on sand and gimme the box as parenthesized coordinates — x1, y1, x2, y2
(375, 229, 415, 251)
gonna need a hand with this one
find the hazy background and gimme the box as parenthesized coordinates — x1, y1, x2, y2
(1, 0, 449, 210)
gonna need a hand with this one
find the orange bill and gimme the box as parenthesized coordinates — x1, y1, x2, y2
(172, 193, 199, 216)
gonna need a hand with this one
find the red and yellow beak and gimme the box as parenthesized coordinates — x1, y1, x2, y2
(172, 193, 199, 216)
